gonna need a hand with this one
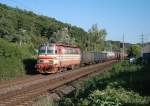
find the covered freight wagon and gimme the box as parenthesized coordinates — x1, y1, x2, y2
(93, 52, 107, 63)
(81, 51, 94, 65)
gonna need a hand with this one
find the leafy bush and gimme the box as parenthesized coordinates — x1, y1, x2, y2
(0, 38, 34, 80)
(59, 61, 150, 106)
(80, 87, 149, 106)
(127, 44, 142, 58)
(59, 98, 74, 106)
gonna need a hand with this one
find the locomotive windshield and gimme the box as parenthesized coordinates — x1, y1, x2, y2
(38, 50, 46, 54)
(47, 50, 54, 54)
(38, 45, 55, 55)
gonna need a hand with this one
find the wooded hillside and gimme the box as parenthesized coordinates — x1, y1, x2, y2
(0, 3, 108, 51)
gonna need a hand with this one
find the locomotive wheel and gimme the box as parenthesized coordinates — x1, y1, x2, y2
(54, 67, 59, 73)
(50, 67, 58, 73)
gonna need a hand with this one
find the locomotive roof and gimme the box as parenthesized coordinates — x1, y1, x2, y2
(40, 42, 79, 48)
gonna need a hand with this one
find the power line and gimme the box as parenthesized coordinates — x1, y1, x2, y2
(139, 33, 150, 45)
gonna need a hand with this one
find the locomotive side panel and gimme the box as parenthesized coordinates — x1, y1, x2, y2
(59, 46, 81, 68)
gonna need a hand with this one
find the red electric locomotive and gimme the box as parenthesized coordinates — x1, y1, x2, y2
(36, 43, 81, 73)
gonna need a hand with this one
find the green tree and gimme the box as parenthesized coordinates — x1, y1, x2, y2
(88, 24, 107, 51)
(0, 16, 15, 41)
(0, 3, 88, 48)
(127, 44, 142, 58)
(49, 27, 75, 45)
(0, 3, 109, 51)
(105, 41, 112, 51)
(13, 29, 31, 46)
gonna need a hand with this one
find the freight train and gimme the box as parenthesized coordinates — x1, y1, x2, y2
(35, 43, 126, 73)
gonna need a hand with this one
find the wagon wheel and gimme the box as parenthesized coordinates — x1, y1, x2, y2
(75, 64, 80, 69)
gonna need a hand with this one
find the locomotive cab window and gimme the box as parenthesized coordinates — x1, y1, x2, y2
(47, 46, 55, 54)
(47, 50, 54, 54)
(38, 50, 46, 55)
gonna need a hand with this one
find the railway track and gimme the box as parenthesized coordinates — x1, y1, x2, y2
(0, 60, 117, 106)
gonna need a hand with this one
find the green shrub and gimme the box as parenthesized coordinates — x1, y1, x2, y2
(0, 38, 34, 80)
(80, 87, 149, 106)
(59, 98, 74, 106)
(59, 61, 150, 106)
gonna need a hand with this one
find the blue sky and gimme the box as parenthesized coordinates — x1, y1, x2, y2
(0, 0, 150, 43)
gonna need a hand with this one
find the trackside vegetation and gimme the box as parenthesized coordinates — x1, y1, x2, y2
(0, 38, 36, 80)
(59, 61, 150, 106)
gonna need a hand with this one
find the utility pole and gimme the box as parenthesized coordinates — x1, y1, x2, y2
(140, 32, 144, 57)
(141, 32, 144, 47)
(122, 33, 125, 60)
(110, 42, 112, 52)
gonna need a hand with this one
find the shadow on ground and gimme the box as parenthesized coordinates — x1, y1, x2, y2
(23, 58, 38, 75)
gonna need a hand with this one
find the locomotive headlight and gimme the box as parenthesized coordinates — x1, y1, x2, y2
(39, 60, 44, 63)
(49, 60, 54, 64)
(38, 59, 50, 63)
(53, 59, 59, 65)
(37, 59, 58, 65)
(37, 59, 44, 63)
